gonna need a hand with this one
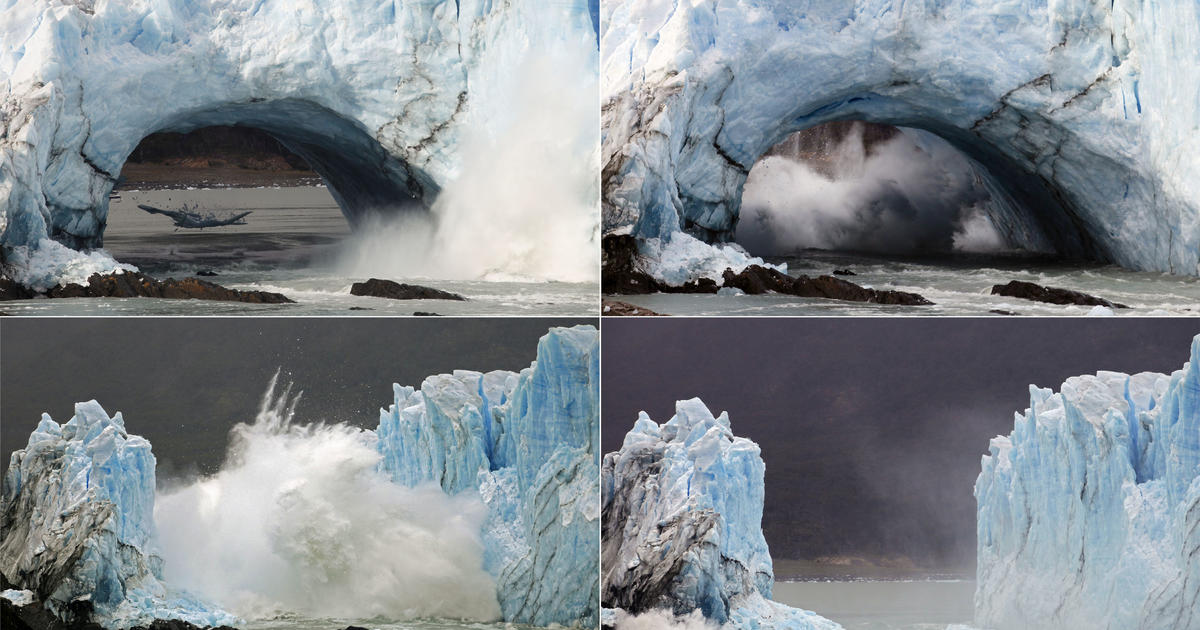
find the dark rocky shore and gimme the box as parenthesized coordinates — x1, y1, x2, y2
(0, 272, 293, 304)
(991, 280, 1127, 309)
(602, 234, 932, 306)
(349, 278, 466, 301)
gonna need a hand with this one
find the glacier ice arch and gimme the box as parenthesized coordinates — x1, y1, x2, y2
(0, 0, 598, 285)
(96, 99, 432, 250)
(601, 1, 1200, 278)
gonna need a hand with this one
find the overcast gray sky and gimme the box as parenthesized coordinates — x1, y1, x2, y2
(3, 318, 592, 479)
(601, 318, 1200, 571)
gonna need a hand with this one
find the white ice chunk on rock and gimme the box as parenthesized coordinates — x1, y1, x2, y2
(376, 325, 600, 627)
(0, 402, 236, 629)
(602, 398, 841, 630)
(976, 334, 1200, 630)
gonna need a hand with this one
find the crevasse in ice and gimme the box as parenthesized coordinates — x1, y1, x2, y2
(976, 334, 1200, 630)
(602, 0, 1200, 279)
(602, 398, 841, 630)
(0, 0, 598, 290)
(0, 402, 237, 629)
(1, 325, 600, 628)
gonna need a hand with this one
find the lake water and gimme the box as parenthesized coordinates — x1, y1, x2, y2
(1, 186, 597, 316)
(773, 580, 977, 630)
(609, 250, 1200, 316)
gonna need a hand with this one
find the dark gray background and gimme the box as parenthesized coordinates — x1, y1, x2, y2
(2, 318, 592, 479)
(601, 318, 1200, 572)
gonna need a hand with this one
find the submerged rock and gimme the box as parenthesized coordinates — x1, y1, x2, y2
(349, 279, 466, 301)
(722, 266, 932, 305)
(990, 280, 1127, 308)
(602, 300, 666, 316)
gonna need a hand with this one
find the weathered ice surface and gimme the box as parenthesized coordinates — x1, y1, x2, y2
(0, 403, 236, 629)
(1, 0, 597, 289)
(602, 398, 841, 630)
(376, 325, 600, 627)
(976, 334, 1200, 630)
(602, 0, 1200, 280)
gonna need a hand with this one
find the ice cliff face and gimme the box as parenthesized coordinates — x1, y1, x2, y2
(0, 0, 596, 289)
(377, 324, 600, 628)
(976, 334, 1200, 630)
(0, 402, 235, 629)
(2, 325, 599, 629)
(602, 0, 1200, 279)
(602, 398, 840, 630)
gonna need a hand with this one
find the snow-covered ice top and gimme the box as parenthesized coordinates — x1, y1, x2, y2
(377, 324, 600, 628)
(0, 0, 597, 289)
(602, 398, 840, 630)
(0, 401, 235, 629)
(602, 0, 1200, 279)
(976, 334, 1200, 630)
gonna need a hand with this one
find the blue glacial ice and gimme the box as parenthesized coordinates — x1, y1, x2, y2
(1, 325, 599, 628)
(0, 402, 237, 629)
(602, 398, 840, 630)
(377, 324, 600, 627)
(0, 0, 598, 289)
(976, 334, 1200, 630)
(602, 0, 1200, 280)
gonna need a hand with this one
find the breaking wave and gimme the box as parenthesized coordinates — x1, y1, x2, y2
(154, 372, 500, 621)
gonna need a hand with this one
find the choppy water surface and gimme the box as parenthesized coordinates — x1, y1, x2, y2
(774, 579, 976, 630)
(610, 250, 1200, 316)
(1, 186, 596, 316)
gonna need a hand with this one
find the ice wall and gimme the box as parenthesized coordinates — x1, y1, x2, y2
(602, 0, 1200, 279)
(602, 398, 840, 630)
(976, 334, 1200, 630)
(377, 324, 600, 628)
(0, 0, 596, 289)
(0, 402, 235, 629)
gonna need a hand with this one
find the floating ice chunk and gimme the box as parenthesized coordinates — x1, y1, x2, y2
(1, 589, 35, 607)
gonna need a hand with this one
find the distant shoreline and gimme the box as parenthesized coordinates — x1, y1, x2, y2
(116, 163, 323, 190)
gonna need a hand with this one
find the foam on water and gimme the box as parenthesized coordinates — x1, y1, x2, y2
(154, 374, 501, 622)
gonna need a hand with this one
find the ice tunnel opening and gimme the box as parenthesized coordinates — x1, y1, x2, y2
(733, 120, 1086, 264)
(101, 99, 434, 270)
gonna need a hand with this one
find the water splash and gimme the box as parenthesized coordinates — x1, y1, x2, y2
(154, 372, 500, 621)
(336, 39, 599, 284)
(738, 123, 1013, 256)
